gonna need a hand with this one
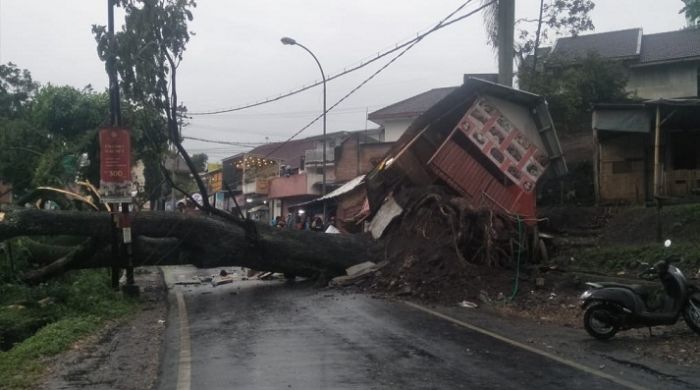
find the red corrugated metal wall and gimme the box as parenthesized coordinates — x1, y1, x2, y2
(429, 139, 535, 220)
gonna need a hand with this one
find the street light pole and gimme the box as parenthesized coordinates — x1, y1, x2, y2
(281, 37, 327, 220)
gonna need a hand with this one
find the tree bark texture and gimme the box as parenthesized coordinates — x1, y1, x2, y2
(0, 208, 377, 278)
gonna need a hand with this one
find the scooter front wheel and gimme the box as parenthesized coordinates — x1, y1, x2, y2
(683, 292, 700, 335)
(584, 303, 619, 340)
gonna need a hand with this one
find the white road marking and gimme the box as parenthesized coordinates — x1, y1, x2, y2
(176, 291, 192, 390)
(403, 301, 647, 390)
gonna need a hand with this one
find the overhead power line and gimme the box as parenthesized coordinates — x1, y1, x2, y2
(188, 0, 487, 116)
(261, 0, 493, 160)
(182, 136, 264, 147)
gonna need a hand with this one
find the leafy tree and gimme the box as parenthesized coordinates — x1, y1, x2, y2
(0, 85, 108, 192)
(190, 153, 208, 173)
(519, 0, 595, 74)
(0, 63, 170, 201)
(519, 53, 630, 133)
(0, 118, 45, 194)
(119, 101, 170, 208)
(0, 63, 38, 119)
(481, 1, 595, 72)
(0, 63, 40, 194)
(680, 0, 700, 24)
(29, 85, 109, 187)
(92, 0, 212, 208)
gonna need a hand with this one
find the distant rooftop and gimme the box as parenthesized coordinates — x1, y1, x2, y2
(638, 28, 700, 65)
(222, 128, 382, 170)
(368, 87, 457, 122)
(551, 28, 642, 62)
(543, 27, 700, 66)
(368, 74, 498, 122)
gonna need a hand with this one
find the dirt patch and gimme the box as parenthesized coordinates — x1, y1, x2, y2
(487, 270, 700, 368)
(37, 267, 167, 390)
(345, 197, 700, 370)
(350, 187, 525, 305)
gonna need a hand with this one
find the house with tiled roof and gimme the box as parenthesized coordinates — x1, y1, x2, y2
(368, 74, 498, 143)
(542, 27, 700, 99)
(555, 28, 700, 203)
(219, 128, 384, 222)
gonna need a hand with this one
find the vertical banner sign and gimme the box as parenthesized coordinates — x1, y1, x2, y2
(99, 127, 132, 203)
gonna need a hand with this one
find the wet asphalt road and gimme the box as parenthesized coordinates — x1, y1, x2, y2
(156, 267, 627, 390)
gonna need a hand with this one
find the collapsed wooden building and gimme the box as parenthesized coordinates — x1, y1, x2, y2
(365, 77, 567, 223)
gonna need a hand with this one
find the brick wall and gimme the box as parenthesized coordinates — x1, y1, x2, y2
(334, 135, 392, 183)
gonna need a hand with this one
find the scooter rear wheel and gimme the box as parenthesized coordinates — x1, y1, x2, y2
(683, 292, 700, 335)
(584, 303, 619, 340)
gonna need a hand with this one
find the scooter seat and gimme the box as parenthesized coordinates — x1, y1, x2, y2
(595, 282, 652, 297)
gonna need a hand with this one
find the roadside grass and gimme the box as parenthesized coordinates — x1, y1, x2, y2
(0, 269, 138, 390)
(572, 242, 700, 276)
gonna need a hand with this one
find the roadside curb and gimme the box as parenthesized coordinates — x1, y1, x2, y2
(403, 301, 649, 390)
(402, 297, 700, 389)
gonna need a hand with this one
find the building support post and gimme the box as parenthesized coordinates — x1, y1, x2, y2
(653, 105, 662, 197)
(592, 111, 600, 205)
(653, 104, 663, 243)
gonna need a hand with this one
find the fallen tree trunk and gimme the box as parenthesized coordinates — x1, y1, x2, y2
(0, 207, 379, 279)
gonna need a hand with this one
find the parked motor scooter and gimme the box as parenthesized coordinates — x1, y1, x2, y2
(580, 239, 700, 340)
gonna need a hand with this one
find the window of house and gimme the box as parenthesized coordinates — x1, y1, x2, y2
(671, 132, 700, 170)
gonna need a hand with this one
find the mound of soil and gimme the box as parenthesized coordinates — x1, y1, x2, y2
(355, 187, 528, 305)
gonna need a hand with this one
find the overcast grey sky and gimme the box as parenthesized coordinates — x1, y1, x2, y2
(0, 0, 687, 161)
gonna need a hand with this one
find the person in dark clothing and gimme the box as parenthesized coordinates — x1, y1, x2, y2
(311, 216, 324, 231)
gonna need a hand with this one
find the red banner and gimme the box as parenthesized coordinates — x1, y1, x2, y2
(99, 127, 132, 202)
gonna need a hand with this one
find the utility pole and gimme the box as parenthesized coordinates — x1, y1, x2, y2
(497, 0, 515, 87)
(107, 0, 137, 295)
(107, 0, 121, 291)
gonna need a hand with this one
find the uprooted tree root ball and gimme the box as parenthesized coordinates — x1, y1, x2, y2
(357, 186, 530, 304)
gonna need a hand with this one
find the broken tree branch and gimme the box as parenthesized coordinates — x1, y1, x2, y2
(22, 238, 99, 284)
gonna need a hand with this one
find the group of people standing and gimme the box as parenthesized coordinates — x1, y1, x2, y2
(274, 213, 337, 232)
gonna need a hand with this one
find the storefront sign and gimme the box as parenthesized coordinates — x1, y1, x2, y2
(99, 127, 132, 203)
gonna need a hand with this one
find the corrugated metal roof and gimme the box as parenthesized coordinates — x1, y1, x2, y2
(316, 175, 366, 202)
(291, 174, 366, 208)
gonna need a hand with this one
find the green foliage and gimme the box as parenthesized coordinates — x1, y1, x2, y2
(92, 0, 199, 206)
(681, 0, 700, 24)
(0, 62, 171, 199)
(0, 270, 137, 389)
(517, 0, 595, 61)
(93, 0, 197, 124)
(0, 317, 102, 390)
(482, 0, 595, 61)
(30, 85, 108, 140)
(0, 76, 110, 194)
(519, 53, 630, 133)
(576, 242, 700, 275)
(0, 119, 45, 194)
(0, 63, 37, 120)
(191, 153, 208, 173)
